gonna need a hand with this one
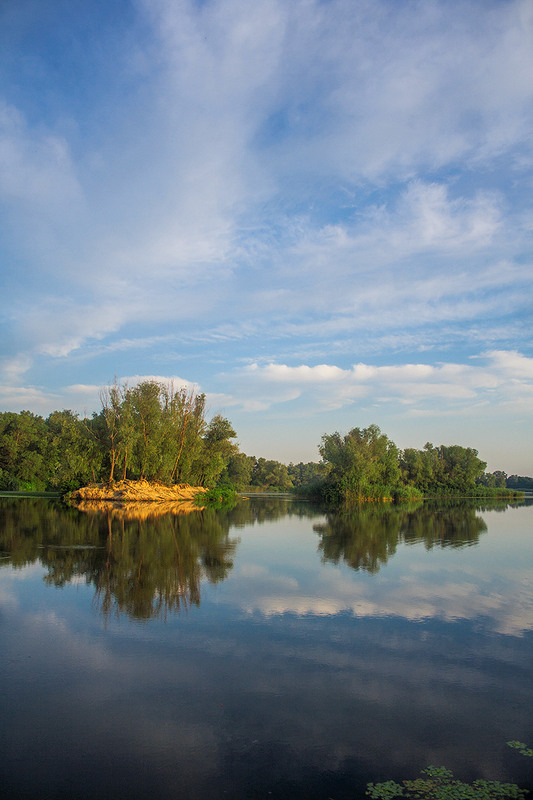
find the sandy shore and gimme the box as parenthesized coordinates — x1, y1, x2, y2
(69, 479, 207, 507)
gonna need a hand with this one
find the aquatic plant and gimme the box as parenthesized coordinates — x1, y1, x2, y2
(367, 743, 532, 800)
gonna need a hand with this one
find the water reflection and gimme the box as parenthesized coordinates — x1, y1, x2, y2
(234, 494, 325, 524)
(0, 499, 238, 621)
(1, 497, 533, 800)
(0, 496, 324, 622)
(0, 497, 517, 621)
(314, 500, 488, 573)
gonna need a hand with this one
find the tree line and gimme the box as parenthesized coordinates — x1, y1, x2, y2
(0, 379, 323, 494)
(0, 380, 239, 492)
(0, 380, 528, 498)
(316, 424, 524, 501)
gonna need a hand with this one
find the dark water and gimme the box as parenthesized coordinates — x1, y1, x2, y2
(1, 496, 532, 799)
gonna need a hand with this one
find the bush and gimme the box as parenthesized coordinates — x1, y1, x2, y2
(195, 485, 239, 509)
(392, 485, 424, 502)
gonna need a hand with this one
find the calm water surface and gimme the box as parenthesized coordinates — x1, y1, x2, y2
(1, 496, 532, 799)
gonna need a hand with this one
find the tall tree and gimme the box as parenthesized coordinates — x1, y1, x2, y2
(219, 452, 255, 490)
(0, 410, 49, 490)
(97, 379, 213, 485)
(251, 458, 293, 491)
(46, 409, 102, 490)
(191, 414, 238, 486)
(319, 424, 400, 501)
(128, 380, 166, 480)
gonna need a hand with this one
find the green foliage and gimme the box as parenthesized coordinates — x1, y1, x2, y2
(46, 409, 103, 490)
(319, 424, 400, 502)
(287, 461, 326, 490)
(392, 484, 424, 501)
(368, 743, 533, 800)
(507, 475, 533, 491)
(0, 410, 48, 490)
(219, 452, 255, 490)
(401, 442, 487, 495)
(1, 399, 529, 500)
(88, 380, 239, 487)
(195, 485, 239, 509)
(507, 741, 533, 758)
(98, 380, 210, 484)
(367, 765, 528, 800)
(191, 414, 238, 487)
(250, 457, 293, 491)
(0, 381, 241, 492)
(477, 470, 508, 488)
(473, 486, 524, 499)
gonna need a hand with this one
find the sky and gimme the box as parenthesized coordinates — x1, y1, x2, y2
(0, 0, 532, 473)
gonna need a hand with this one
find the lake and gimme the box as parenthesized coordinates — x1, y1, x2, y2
(1, 496, 532, 799)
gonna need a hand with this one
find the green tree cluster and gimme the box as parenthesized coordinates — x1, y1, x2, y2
(400, 442, 487, 495)
(1, 397, 528, 499)
(219, 455, 324, 492)
(507, 475, 533, 491)
(319, 424, 401, 502)
(316, 425, 521, 502)
(218, 452, 256, 490)
(288, 461, 326, 489)
(250, 457, 293, 491)
(477, 470, 508, 488)
(0, 409, 101, 492)
(0, 380, 239, 492)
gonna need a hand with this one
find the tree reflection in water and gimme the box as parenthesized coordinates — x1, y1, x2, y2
(88, 508, 238, 621)
(0, 496, 503, 618)
(0, 498, 238, 621)
(314, 499, 489, 574)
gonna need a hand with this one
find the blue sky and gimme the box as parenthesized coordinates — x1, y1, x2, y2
(1, 0, 532, 473)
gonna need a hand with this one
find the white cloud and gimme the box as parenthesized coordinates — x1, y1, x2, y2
(390, 182, 501, 250)
(0, 381, 60, 413)
(113, 374, 199, 392)
(0, 354, 33, 382)
(2, 1, 531, 359)
(310, 0, 533, 177)
(254, 363, 347, 384)
(484, 349, 533, 379)
(225, 350, 533, 414)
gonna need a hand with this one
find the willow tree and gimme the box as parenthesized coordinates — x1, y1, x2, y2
(190, 414, 238, 487)
(319, 424, 400, 501)
(98, 382, 125, 482)
(163, 385, 206, 483)
(98, 379, 238, 486)
(128, 380, 167, 480)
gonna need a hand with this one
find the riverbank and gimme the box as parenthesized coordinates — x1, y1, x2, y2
(68, 479, 207, 505)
